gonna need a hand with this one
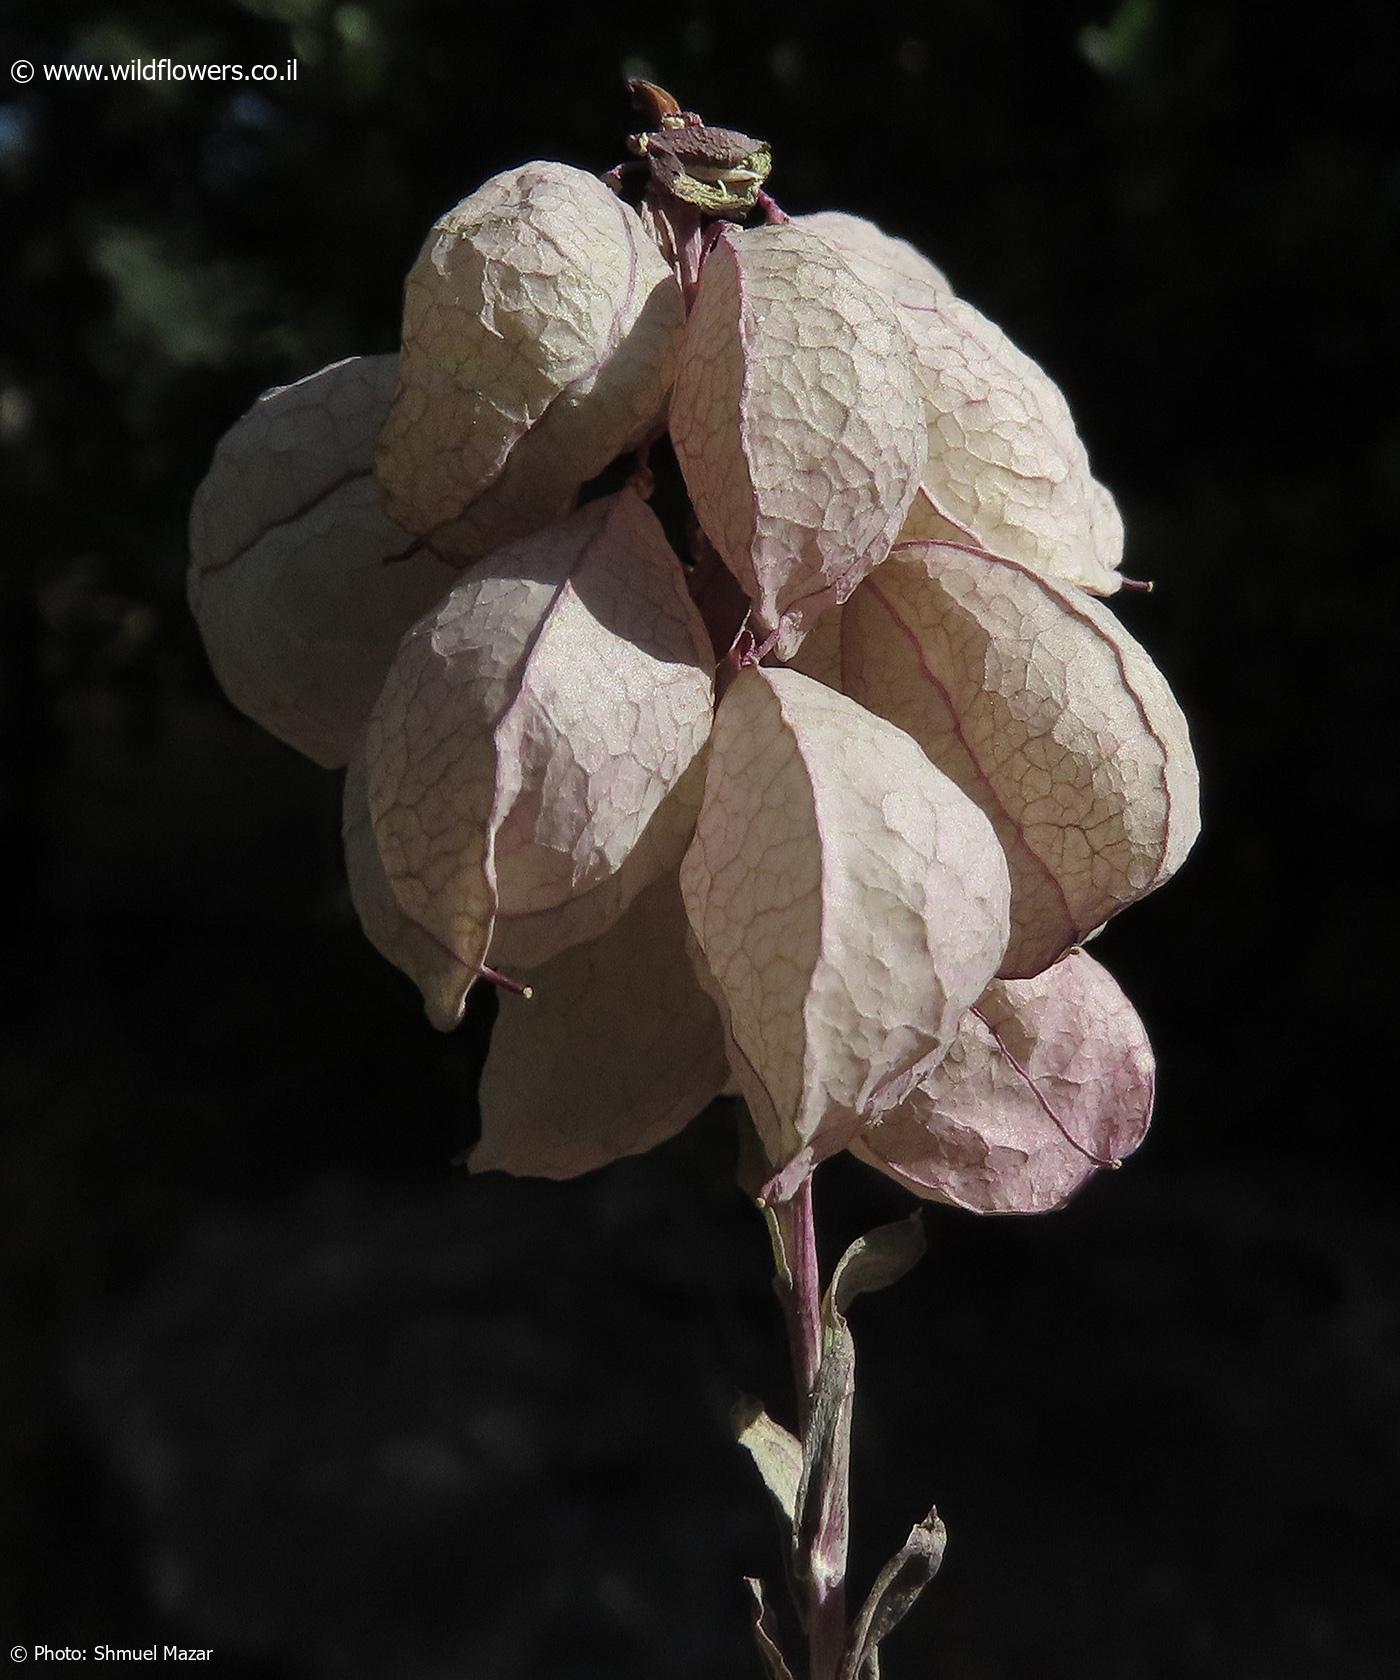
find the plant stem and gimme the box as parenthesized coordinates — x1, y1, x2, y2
(772, 1176, 848, 1680)
(773, 1177, 822, 1428)
(809, 1570, 848, 1680)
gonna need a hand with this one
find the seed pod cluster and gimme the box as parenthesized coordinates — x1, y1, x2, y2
(190, 123, 1198, 1211)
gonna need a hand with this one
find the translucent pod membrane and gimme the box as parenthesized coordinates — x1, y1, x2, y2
(856, 949, 1154, 1214)
(808, 540, 1200, 979)
(681, 666, 1011, 1192)
(376, 161, 685, 564)
(671, 221, 927, 661)
(188, 355, 456, 768)
(360, 490, 713, 1030)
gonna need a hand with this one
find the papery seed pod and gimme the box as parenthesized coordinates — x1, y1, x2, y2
(895, 294, 1125, 595)
(474, 871, 730, 1179)
(796, 217, 1125, 592)
(897, 481, 988, 547)
(795, 210, 953, 311)
(376, 162, 685, 563)
(363, 489, 713, 1028)
(680, 667, 1010, 1190)
(344, 746, 708, 1033)
(855, 949, 1154, 1213)
(670, 222, 927, 659)
(187, 355, 456, 768)
(342, 748, 474, 1032)
(839, 539, 1200, 977)
(487, 751, 707, 972)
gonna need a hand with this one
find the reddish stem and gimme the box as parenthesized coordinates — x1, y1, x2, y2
(478, 963, 533, 1000)
(771, 1176, 848, 1679)
(757, 188, 791, 225)
(773, 1177, 822, 1425)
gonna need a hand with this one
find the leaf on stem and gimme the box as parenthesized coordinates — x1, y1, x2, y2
(793, 1309, 855, 1599)
(791, 1217, 927, 1609)
(825, 1215, 927, 1322)
(744, 1578, 797, 1680)
(733, 1397, 804, 1535)
(839, 1509, 948, 1680)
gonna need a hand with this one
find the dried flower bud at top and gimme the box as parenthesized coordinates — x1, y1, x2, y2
(187, 355, 455, 768)
(630, 119, 773, 219)
(375, 163, 685, 563)
(855, 949, 1154, 1213)
(670, 223, 927, 658)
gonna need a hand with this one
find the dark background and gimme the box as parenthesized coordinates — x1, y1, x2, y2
(3, 1, 1397, 1675)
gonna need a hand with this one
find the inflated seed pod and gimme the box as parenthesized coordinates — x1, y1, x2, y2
(375, 162, 686, 563)
(188, 354, 456, 769)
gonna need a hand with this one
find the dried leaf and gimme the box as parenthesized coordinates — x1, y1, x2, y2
(794, 1315, 854, 1598)
(346, 744, 706, 1033)
(744, 1578, 797, 1680)
(364, 490, 713, 1028)
(793, 1220, 928, 1626)
(842, 539, 1200, 977)
(856, 948, 1154, 1214)
(679, 667, 1010, 1188)
(188, 355, 455, 767)
(840, 1509, 947, 1680)
(733, 1398, 804, 1535)
(826, 1216, 926, 1321)
(893, 294, 1124, 595)
(191, 354, 390, 567)
(376, 163, 684, 561)
(670, 223, 927, 658)
(472, 871, 729, 1178)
